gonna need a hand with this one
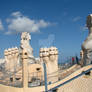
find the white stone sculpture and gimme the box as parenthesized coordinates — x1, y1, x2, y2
(40, 48, 50, 74)
(49, 47, 58, 83)
(4, 47, 19, 72)
(4, 32, 36, 71)
(41, 48, 49, 63)
(49, 47, 58, 72)
(20, 32, 34, 57)
(82, 14, 92, 66)
(40, 47, 58, 83)
(20, 32, 35, 64)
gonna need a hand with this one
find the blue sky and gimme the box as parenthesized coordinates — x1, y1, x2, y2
(0, 0, 91, 62)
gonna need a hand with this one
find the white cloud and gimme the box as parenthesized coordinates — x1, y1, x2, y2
(39, 34, 55, 47)
(11, 11, 22, 17)
(72, 16, 81, 22)
(6, 11, 51, 34)
(0, 20, 4, 31)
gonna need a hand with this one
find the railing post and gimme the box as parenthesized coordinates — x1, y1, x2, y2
(43, 62, 48, 92)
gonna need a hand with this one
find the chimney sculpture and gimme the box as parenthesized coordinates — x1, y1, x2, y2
(82, 14, 92, 66)
(40, 47, 58, 83)
(20, 32, 35, 64)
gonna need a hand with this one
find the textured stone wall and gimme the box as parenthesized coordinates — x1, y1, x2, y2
(4, 47, 19, 72)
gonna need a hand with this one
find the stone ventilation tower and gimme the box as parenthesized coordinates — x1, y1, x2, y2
(40, 47, 58, 83)
(4, 47, 19, 72)
(82, 14, 92, 66)
(20, 32, 35, 64)
(20, 32, 33, 57)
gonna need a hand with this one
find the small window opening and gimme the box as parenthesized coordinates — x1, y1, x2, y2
(36, 68, 40, 71)
(10, 77, 13, 82)
(15, 78, 21, 80)
(25, 53, 27, 55)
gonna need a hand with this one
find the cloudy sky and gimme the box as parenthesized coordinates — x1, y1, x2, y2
(0, 0, 91, 62)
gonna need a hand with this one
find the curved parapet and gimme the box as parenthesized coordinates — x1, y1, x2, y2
(0, 65, 91, 92)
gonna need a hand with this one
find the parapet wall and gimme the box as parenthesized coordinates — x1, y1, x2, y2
(0, 65, 91, 92)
